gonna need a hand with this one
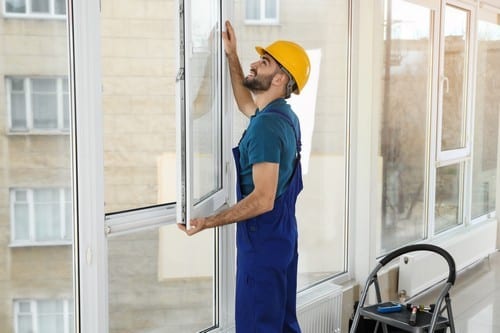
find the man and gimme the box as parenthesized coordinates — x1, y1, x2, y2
(179, 20, 310, 333)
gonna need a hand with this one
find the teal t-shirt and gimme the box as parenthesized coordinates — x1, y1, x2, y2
(238, 98, 300, 198)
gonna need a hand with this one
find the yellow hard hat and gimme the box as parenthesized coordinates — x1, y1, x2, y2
(255, 40, 310, 94)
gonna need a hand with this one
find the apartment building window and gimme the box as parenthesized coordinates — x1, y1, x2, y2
(5, 0, 66, 17)
(14, 299, 74, 333)
(245, 0, 279, 24)
(10, 188, 72, 245)
(6, 77, 70, 134)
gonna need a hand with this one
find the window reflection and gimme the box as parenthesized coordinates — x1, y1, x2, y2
(379, 0, 431, 252)
(189, 0, 221, 203)
(441, 5, 469, 151)
(435, 163, 463, 232)
(471, 19, 500, 219)
(101, 0, 216, 331)
(1, 2, 73, 332)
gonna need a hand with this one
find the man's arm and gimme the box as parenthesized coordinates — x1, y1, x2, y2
(222, 20, 257, 118)
(178, 161, 279, 236)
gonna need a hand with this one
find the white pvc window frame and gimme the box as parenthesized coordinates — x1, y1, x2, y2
(435, 0, 475, 163)
(177, 0, 230, 229)
(3, 0, 66, 19)
(69, 0, 235, 331)
(6, 76, 70, 134)
(427, 0, 476, 236)
(9, 187, 72, 246)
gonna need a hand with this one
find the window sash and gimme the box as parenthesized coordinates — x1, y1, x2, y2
(177, 0, 228, 227)
(7, 77, 70, 133)
(436, 2, 473, 162)
(10, 188, 72, 244)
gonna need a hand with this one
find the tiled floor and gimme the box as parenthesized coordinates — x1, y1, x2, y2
(414, 251, 500, 332)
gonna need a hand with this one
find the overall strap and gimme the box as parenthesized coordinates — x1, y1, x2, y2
(266, 109, 302, 155)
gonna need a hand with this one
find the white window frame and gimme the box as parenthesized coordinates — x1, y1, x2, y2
(14, 299, 74, 333)
(177, 0, 230, 229)
(467, 3, 500, 224)
(6, 76, 70, 135)
(9, 187, 72, 246)
(435, 0, 475, 163)
(3, 0, 66, 19)
(73, 0, 232, 331)
(428, 0, 476, 236)
(244, 0, 280, 25)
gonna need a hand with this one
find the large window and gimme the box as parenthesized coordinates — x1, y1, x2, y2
(1, 2, 73, 332)
(101, 0, 350, 329)
(234, 0, 350, 289)
(14, 299, 74, 333)
(10, 188, 72, 244)
(471, 14, 500, 220)
(378, 0, 433, 252)
(377, 0, 476, 254)
(7, 77, 70, 133)
(101, 0, 224, 331)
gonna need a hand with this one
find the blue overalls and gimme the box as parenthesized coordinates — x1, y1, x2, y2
(233, 109, 303, 333)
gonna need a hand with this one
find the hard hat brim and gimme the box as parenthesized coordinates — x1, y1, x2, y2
(255, 46, 266, 56)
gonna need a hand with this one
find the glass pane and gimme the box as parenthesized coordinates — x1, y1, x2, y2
(10, 78, 27, 130)
(38, 300, 65, 333)
(265, 0, 277, 19)
(32, 78, 58, 129)
(31, 0, 50, 13)
(233, 0, 349, 289)
(441, 5, 469, 151)
(1, 5, 73, 332)
(108, 226, 214, 332)
(54, 0, 66, 15)
(189, 0, 221, 202)
(14, 201, 30, 241)
(101, 0, 177, 213)
(377, 0, 431, 253)
(34, 189, 61, 241)
(435, 163, 463, 233)
(17, 315, 33, 333)
(246, 0, 260, 20)
(471, 19, 500, 219)
(6, 0, 26, 13)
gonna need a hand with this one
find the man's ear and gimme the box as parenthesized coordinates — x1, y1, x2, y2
(272, 71, 288, 87)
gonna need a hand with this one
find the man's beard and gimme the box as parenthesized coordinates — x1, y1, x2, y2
(243, 72, 274, 92)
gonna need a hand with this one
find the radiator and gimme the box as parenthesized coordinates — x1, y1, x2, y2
(399, 221, 497, 297)
(296, 281, 342, 333)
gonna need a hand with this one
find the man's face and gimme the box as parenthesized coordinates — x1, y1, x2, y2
(243, 54, 281, 92)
